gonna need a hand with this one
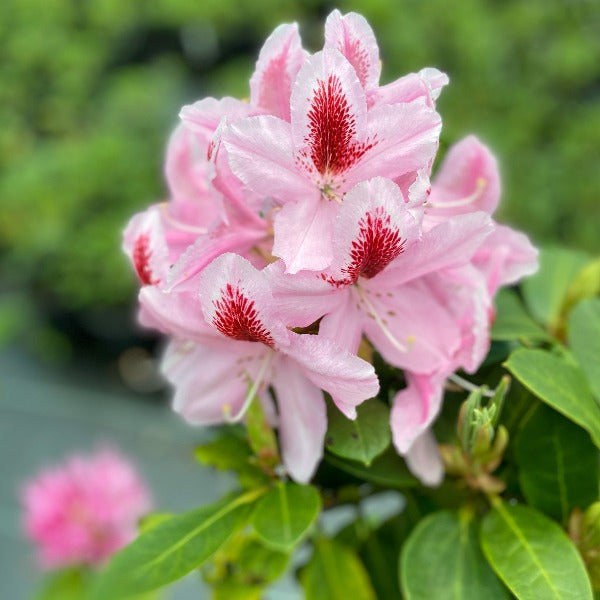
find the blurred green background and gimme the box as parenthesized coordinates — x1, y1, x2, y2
(1, 0, 599, 356)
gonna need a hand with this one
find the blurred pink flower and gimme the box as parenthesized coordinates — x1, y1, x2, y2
(21, 448, 152, 569)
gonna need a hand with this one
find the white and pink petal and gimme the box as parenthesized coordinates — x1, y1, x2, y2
(123, 207, 170, 287)
(250, 23, 308, 121)
(427, 135, 501, 218)
(272, 357, 327, 483)
(198, 253, 290, 347)
(324, 10, 381, 93)
(285, 333, 379, 419)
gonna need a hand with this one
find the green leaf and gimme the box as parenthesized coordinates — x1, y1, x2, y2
(252, 482, 321, 551)
(324, 447, 418, 488)
(91, 489, 264, 598)
(300, 538, 376, 600)
(569, 298, 600, 398)
(492, 289, 551, 342)
(522, 246, 589, 330)
(515, 404, 599, 522)
(561, 258, 600, 317)
(504, 348, 600, 448)
(357, 510, 420, 600)
(326, 399, 391, 465)
(138, 512, 173, 533)
(195, 430, 269, 488)
(481, 501, 593, 600)
(36, 568, 89, 600)
(401, 510, 507, 599)
(205, 534, 289, 599)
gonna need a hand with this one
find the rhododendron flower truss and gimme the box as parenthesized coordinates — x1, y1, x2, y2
(121, 10, 539, 489)
(153, 254, 378, 483)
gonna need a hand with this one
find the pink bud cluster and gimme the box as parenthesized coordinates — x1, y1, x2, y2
(21, 448, 152, 569)
(123, 11, 537, 485)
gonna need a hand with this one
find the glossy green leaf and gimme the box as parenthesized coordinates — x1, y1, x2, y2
(252, 482, 320, 551)
(504, 348, 600, 448)
(481, 502, 593, 600)
(569, 298, 600, 398)
(195, 430, 269, 488)
(492, 288, 550, 342)
(515, 404, 599, 522)
(300, 538, 376, 600)
(326, 399, 391, 465)
(91, 489, 263, 598)
(36, 568, 89, 600)
(325, 447, 418, 488)
(206, 535, 289, 599)
(401, 510, 507, 599)
(522, 246, 589, 329)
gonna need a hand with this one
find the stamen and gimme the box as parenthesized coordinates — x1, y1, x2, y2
(427, 178, 487, 209)
(223, 351, 273, 422)
(159, 203, 209, 235)
(356, 285, 408, 353)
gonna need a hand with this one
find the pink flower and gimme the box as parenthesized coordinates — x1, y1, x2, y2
(324, 10, 448, 108)
(21, 448, 152, 569)
(268, 177, 493, 374)
(223, 48, 442, 273)
(144, 253, 379, 482)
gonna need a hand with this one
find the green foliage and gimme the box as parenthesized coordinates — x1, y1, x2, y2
(569, 298, 600, 398)
(203, 533, 290, 599)
(251, 482, 321, 551)
(300, 537, 376, 600)
(91, 489, 263, 598)
(325, 398, 391, 465)
(481, 501, 593, 600)
(195, 428, 270, 488)
(505, 348, 600, 448)
(491, 288, 550, 342)
(515, 404, 599, 522)
(401, 510, 507, 599)
(36, 568, 90, 600)
(521, 247, 591, 333)
(324, 447, 418, 489)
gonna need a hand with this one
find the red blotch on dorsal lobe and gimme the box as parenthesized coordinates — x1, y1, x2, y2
(133, 234, 159, 286)
(339, 38, 370, 90)
(305, 74, 376, 176)
(323, 208, 405, 287)
(213, 284, 274, 347)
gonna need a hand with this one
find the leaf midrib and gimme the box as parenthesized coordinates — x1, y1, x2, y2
(493, 503, 561, 599)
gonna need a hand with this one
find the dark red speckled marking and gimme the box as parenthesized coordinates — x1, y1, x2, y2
(213, 284, 274, 347)
(323, 207, 405, 287)
(133, 234, 159, 286)
(304, 74, 376, 176)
